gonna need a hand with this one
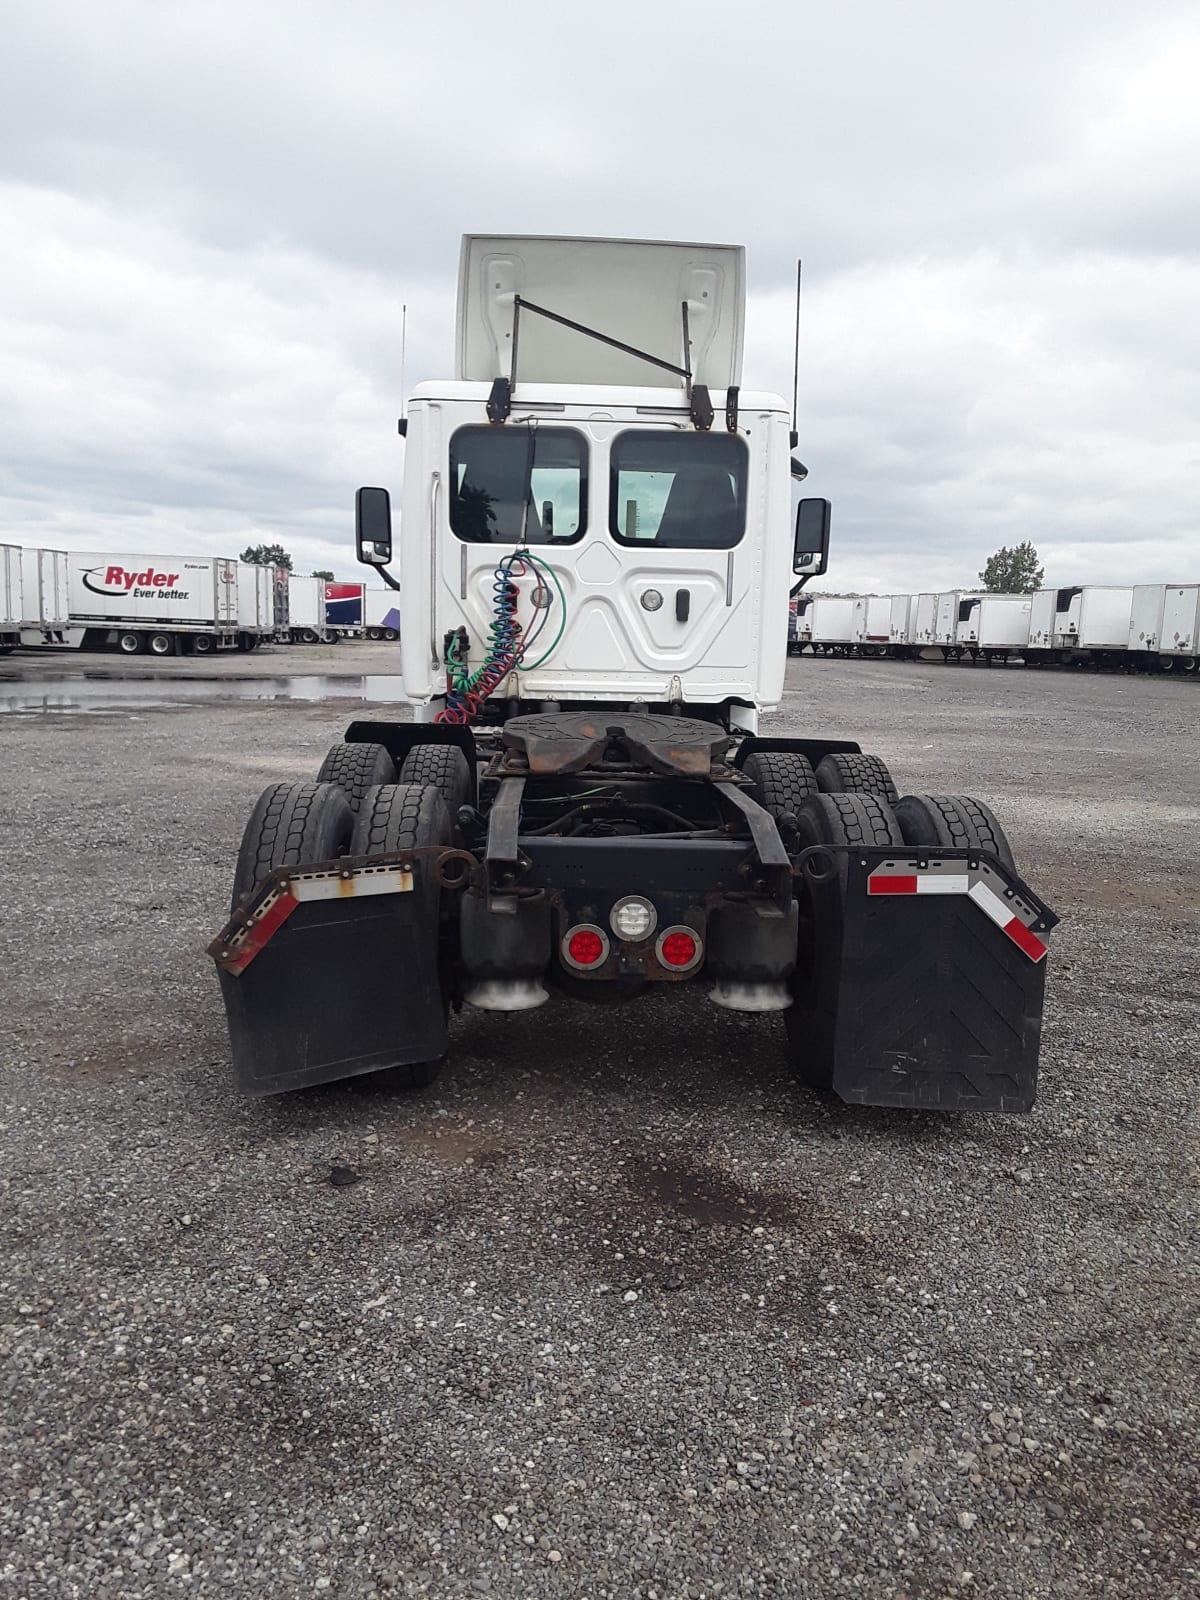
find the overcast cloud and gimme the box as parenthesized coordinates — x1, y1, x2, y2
(1, 0, 1198, 589)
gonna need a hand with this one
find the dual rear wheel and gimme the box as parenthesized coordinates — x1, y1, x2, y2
(230, 737, 475, 1091)
(740, 748, 1017, 1092)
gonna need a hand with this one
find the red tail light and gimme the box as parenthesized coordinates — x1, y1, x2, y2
(655, 926, 702, 972)
(562, 924, 610, 970)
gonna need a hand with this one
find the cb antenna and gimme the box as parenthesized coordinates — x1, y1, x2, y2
(790, 259, 801, 450)
(398, 303, 409, 437)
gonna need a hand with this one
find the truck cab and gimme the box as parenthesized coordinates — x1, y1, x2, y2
(357, 235, 827, 730)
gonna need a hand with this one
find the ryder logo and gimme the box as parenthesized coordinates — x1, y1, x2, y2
(82, 565, 184, 598)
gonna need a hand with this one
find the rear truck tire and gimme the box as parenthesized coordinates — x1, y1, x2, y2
(316, 740, 397, 813)
(231, 780, 354, 910)
(398, 743, 473, 818)
(366, 627, 382, 640)
(300, 628, 320, 644)
(383, 627, 399, 641)
(191, 633, 214, 655)
(740, 750, 819, 819)
(815, 752, 899, 805)
(148, 632, 174, 656)
(117, 631, 144, 655)
(350, 782, 454, 1090)
(893, 793, 1016, 874)
(786, 793, 904, 1090)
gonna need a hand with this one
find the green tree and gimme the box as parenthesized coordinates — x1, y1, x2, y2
(311, 568, 334, 581)
(241, 542, 292, 570)
(979, 541, 1044, 593)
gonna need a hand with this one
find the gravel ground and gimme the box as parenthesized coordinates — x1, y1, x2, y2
(1, 648, 1197, 1599)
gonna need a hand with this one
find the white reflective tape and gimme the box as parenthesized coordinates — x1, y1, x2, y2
(968, 879, 1013, 930)
(915, 874, 970, 896)
(291, 867, 414, 903)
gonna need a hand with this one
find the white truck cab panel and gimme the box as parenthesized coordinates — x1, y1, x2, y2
(397, 381, 793, 715)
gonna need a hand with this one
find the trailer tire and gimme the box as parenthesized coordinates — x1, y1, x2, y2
(316, 741, 397, 813)
(231, 781, 354, 910)
(148, 632, 174, 656)
(815, 752, 899, 804)
(893, 794, 1017, 873)
(117, 631, 145, 655)
(740, 751, 818, 818)
(398, 743, 473, 816)
(191, 634, 214, 655)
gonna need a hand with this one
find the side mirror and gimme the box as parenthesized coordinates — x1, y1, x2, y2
(356, 486, 392, 567)
(793, 496, 831, 577)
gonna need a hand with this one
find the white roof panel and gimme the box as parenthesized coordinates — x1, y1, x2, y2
(456, 234, 745, 389)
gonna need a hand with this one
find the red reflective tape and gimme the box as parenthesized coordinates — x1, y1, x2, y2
(225, 891, 299, 974)
(1004, 915, 1048, 963)
(868, 875, 919, 895)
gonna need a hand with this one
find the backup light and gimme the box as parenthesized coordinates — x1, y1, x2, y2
(562, 924, 610, 970)
(610, 896, 657, 942)
(655, 926, 702, 972)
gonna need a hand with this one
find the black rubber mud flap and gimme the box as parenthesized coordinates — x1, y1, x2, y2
(795, 849, 1057, 1113)
(217, 876, 447, 1097)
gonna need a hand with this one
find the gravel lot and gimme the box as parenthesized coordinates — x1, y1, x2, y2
(1, 647, 1197, 1599)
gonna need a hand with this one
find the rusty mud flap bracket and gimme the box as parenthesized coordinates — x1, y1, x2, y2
(794, 845, 1060, 1113)
(209, 848, 473, 1097)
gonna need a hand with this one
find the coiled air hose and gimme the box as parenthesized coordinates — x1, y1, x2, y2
(435, 549, 566, 724)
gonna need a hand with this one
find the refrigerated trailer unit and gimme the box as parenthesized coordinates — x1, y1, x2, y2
(213, 233, 1058, 1118)
(65, 552, 239, 655)
(1053, 586, 1135, 663)
(1160, 585, 1199, 670)
(0, 544, 21, 651)
(955, 595, 1032, 661)
(852, 596, 893, 655)
(804, 596, 856, 653)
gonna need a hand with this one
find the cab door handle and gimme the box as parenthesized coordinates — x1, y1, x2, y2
(675, 588, 690, 622)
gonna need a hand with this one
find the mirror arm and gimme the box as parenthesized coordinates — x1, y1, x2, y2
(378, 565, 401, 592)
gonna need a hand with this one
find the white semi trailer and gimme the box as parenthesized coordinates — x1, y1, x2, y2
(66, 551, 240, 655)
(1161, 585, 1199, 670)
(236, 562, 275, 650)
(796, 595, 855, 653)
(212, 234, 1057, 1116)
(954, 594, 1032, 661)
(0, 543, 22, 652)
(283, 574, 328, 643)
(19, 548, 70, 646)
(852, 595, 892, 655)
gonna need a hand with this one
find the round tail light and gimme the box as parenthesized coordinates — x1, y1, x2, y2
(655, 926, 703, 972)
(562, 924, 610, 970)
(610, 895, 657, 942)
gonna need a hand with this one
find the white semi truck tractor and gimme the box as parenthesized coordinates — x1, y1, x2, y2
(212, 236, 1057, 1111)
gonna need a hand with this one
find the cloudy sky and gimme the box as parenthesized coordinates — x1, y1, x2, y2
(2, 0, 1198, 590)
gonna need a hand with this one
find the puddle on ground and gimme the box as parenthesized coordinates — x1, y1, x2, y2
(0, 676, 407, 715)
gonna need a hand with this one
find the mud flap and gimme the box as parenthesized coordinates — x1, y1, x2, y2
(795, 849, 1058, 1113)
(213, 859, 448, 1096)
